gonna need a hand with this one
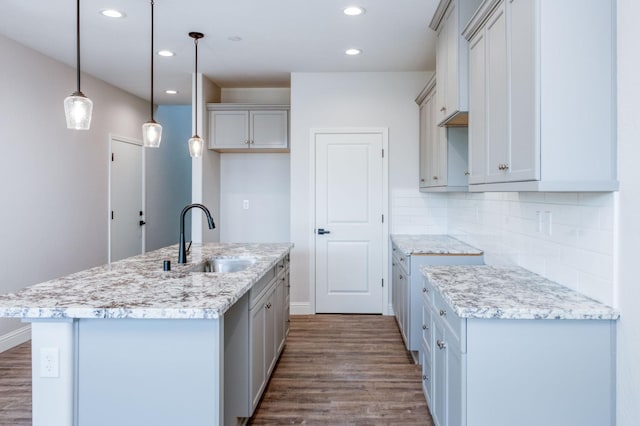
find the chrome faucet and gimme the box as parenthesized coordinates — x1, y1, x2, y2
(178, 203, 216, 263)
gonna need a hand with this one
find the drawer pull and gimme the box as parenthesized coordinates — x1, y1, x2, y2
(399, 275, 404, 280)
(439, 309, 447, 317)
(437, 339, 446, 350)
(400, 257, 404, 262)
(423, 374, 428, 381)
(422, 287, 428, 293)
(422, 324, 427, 330)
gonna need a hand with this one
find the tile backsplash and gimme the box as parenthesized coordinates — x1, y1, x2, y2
(447, 192, 616, 305)
(391, 189, 448, 235)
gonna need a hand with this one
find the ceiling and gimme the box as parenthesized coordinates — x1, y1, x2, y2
(0, 0, 438, 104)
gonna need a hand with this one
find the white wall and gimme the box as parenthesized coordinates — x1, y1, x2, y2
(219, 154, 290, 242)
(0, 35, 148, 338)
(448, 192, 615, 305)
(145, 105, 192, 250)
(289, 71, 442, 313)
(615, 0, 640, 423)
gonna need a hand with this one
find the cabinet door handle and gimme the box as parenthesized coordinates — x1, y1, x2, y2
(432, 176, 438, 180)
(464, 171, 470, 176)
(423, 374, 429, 381)
(265, 302, 272, 309)
(422, 287, 427, 293)
(439, 309, 446, 317)
(317, 228, 331, 235)
(440, 106, 446, 112)
(422, 324, 428, 330)
(420, 178, 425, 182)
(437, 339, 446, 350)
(399, 275, 404, 280)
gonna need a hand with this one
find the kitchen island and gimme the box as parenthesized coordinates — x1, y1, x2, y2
(420, 265, 619, 426)
(0, 242, 293, 426)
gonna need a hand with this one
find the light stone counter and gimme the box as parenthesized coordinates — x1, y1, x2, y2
(421, 265, 619, 320)
(0, 242, 292, 320)
(391, 234, 483, 256)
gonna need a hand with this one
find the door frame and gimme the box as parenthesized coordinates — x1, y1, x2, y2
(308, 128, 389, 314)
(108, 134, 146, 263)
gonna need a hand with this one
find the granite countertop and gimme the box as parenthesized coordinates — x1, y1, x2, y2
(391, 234, 483, 256)
(420, 265, 619, 320)
(0, 243, 292, 320)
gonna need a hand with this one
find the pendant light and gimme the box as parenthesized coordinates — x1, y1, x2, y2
(142, 0, 162, 147)
(188, 31, 205, 158)
(64, 0, 93, 130)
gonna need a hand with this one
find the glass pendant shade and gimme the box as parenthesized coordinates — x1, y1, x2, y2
(64, 91, 93, 130)
(142, 120, 163, 147)
(188, 135, 204, 158)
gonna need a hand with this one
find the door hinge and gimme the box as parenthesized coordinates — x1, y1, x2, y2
(111, 211, 114, 220)
(382, 214, 384, 223)
(382, 278, 384, 288)
(111, 153, 114, 162)
(382, 149, 384, 158)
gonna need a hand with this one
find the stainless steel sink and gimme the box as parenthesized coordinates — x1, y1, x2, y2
(188, 256, 257, 273)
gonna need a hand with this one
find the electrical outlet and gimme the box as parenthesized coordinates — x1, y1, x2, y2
(243, 200, 249, 210)
(40, 347, 59, 378)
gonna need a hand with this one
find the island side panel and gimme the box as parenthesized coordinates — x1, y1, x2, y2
(465, 318, 616, 426)
(30, 320, 75, 426)
(76, 318, 224, 426)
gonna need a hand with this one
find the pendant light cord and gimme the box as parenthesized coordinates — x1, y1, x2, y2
(150, 0, 155, 120)
(194, 36, 199, 136)
(76, 0, 81, 93)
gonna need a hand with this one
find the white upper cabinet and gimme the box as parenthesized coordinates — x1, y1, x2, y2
(208, 104, 289, 152)
(430, 0, 484, 126)
(417, 75, 469, 192)
(463, 0, 618, 192)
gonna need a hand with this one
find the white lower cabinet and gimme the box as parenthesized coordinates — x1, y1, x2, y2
(391, 241, 483, 360)
(421, 275, 616, 426)
(225, 254, 290, 423)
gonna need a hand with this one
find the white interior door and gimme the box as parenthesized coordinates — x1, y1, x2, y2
(110, 137, 144, 262)
(314, 130, 384, 313)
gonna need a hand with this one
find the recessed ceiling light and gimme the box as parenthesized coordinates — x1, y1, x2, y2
(227, 36, 243, 42)
(100, 9, 125, 18)
(345, 48, 362, 56)
(344, 6, 365, 16)
(157, 50, 175, 57)
(165, 90, 178, 95)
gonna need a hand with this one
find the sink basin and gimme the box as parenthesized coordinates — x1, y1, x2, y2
(188, 256, 257, 273)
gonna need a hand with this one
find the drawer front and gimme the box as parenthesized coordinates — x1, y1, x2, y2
(392, 243, 411, 273)
(422, 302, 432, 352)
(433, 287, 464, 351)
(421, 276, 434, 306)
(250, 266, 276, 308)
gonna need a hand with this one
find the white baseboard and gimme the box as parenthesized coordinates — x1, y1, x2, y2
(0, 325, 31, 353)
(290, 302, 313, 315)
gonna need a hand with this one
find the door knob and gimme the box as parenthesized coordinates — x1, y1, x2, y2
(139, 220, 146, 226)
(317, 228, 331, 235)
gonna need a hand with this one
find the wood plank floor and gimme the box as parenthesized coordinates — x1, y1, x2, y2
(0, 341, 31, 426)
(0, 315, 433, 425)
(248, 315, 433, 425)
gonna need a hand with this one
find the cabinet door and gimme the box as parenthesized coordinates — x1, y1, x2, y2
(249, 301, 266, 410)
(265, 290, 277, 376)
(432, 89, 448, 186)
(447, 338, 464, 426)
(444, 2, 460, 119)
(508, 0, 539, 182)
(275, 275, 286, 354)
(419, 102, 430, 188)
(433, 321, 447, 426)
(485, 2, 509, 183)
(209, 110, 250, 149)
(250, 110, 288, 149)
(468, 30, 487, 184)
(435, 22, 448, 124)
(425, 92, 439, 187)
